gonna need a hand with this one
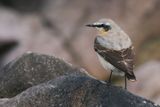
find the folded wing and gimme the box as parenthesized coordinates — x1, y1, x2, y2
(94, 38, 136, 81)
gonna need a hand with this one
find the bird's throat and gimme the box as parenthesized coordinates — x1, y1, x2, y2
(98, 29, 108, 36)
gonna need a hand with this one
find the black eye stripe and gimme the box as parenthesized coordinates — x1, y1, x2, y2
(92, 24, 102, 27)
(95, 24, 110, 28)
(95, 24, 111, 30)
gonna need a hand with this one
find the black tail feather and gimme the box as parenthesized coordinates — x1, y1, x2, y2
(126, 73, 136, 82)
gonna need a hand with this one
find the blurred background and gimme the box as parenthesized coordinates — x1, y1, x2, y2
(0, 0, 159, 104)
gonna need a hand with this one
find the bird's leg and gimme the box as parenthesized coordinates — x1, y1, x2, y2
(125, 74, 127, 90)
(108, 70, 113, 84)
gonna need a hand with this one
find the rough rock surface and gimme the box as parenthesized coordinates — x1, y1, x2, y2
(0, 52, 159, 107)
(0, 52, 86, 98)
(0, 98, 9, 105)
(0, 75, 159, 107)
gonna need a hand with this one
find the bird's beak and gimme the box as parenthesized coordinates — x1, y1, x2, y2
(86, 24, 96, 27)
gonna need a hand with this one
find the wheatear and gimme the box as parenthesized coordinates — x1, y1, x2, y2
(86, 19, 136, 89)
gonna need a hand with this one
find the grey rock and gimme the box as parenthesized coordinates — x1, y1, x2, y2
(0, 53, 159, 107)
(0, 75, 159, 107)
(0, 52, 86, 98)
(0, 98, 9, 105)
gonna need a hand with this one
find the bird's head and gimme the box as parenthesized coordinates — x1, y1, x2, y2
(86, 19, 112, 36)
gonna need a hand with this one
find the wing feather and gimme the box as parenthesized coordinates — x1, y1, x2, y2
(94, 37, 136, 80)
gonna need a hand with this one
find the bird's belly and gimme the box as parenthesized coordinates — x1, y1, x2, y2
(96, 54, 124, 76)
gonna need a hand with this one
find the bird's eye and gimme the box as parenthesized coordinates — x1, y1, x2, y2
(103, 24, 111, 31)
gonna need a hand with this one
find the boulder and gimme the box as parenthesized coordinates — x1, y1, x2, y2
(0, 52, 86, 98)
(0, 75, 159, 107)
(0, 52, 159, 107)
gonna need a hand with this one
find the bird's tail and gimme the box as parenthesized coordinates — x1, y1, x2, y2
(126, 73, 136, 82)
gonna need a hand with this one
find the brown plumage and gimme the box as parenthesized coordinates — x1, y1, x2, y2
(86, 19, 136, 89)
(94, 37, 136, 81)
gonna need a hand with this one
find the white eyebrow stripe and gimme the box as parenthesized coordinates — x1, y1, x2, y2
(104, 22, 111, 26)
(93, 22, 111, 26)
(93, 22, 103, 25)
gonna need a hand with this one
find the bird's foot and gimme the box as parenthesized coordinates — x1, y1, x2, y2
(105, 80, 112, 86)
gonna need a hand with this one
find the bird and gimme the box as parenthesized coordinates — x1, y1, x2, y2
(86, 19, 136, 89)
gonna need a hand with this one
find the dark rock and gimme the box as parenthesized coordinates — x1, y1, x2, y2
(0, 75, 159, 107)
(0, 0, 47, 12)
(0, 53, 159, 107)
(0, 40, 18, 68)
(0, 40, 18, 57)
(0, 52, 86, 98)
